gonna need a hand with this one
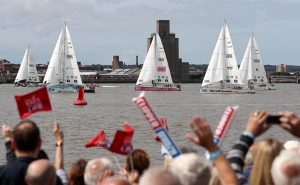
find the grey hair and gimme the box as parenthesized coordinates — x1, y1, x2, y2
(271, 150, 300, 185)
(169, 153, 211, 185)
(84, 158, 112, 185)
(139, 167, 182, 185)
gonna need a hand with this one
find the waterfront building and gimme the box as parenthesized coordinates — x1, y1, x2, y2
(276, 64, 287, 73)
(112, 56, 124, 70)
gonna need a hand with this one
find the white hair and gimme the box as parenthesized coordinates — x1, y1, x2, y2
(169, 153, 211, 185)
(271, 150, 300, 185)
(84, 158, 112, 185)
(139, 167, 182, 185)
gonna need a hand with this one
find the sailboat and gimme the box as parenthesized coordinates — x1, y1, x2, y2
(135, 33, 181, 91)
(200, 22, 255, 94)
(43, 22, 83, 93)
(239, 34, 275, 90)
(14, 45, 40, 87)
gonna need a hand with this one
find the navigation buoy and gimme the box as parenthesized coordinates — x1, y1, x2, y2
(74, 87, 87, 105)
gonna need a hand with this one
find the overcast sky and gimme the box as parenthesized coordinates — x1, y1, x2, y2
(0, 0, 299, 66)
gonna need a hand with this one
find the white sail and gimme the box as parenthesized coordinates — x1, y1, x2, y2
(43, 30, 63, 85)
(202, 22, 242, 87)
(136, 33, 173, 86)
(15, 46, 40, 83)
(239, 35, 268, 86)
(43, 23, 82, 91)
(64, 25, 82, 85)
(201, 22, 253, 94)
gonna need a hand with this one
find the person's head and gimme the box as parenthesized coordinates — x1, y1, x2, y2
(84, 158, 113, 185)
(168, 153, 211, 185)
(69, 159, 88, 185)
(250, 138, 283, 185)
(271, 150, 300, 185)
(125, 149, 150, 176)
(12, 119, 41, 154)
(26, 159, 56, 185)
(100, 176, 130, 185)
(139, 167, 182, 185)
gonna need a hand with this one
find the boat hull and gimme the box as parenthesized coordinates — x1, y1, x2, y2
(84, 85, 96, 93)
(200, 87, 255, 94)
(135, 85, 181, 91)
(48, 84, 83, 93)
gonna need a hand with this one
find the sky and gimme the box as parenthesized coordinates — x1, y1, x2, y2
(0, 0, 299, 66)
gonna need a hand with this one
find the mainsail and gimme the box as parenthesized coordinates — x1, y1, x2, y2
(43, 22, 82, 90)
(239, 34, 268, 86)
(200, 22, 254, 94)
(15, 46, 40, 84)
(136, 33, 173, 86)
(202, 22, 243, 87)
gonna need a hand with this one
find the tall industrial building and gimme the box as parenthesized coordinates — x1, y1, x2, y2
(147, 20, 189, 82)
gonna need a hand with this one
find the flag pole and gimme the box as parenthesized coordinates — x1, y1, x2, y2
(47, 87, 57, 123)
(113, 155, 122, 171)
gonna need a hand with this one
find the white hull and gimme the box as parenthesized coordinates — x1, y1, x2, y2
(248, 83, 276, 90)
(135, 83, 181, 91)
(200, 86, 255, 94)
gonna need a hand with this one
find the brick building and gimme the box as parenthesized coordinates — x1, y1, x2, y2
(112, 56, 123, 70)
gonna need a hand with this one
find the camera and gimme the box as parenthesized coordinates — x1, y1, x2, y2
(266, 115, 281, 124)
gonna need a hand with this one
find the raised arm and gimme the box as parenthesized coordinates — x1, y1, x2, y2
(53, 122, 64, 170)
(1, 124, 16, 163)
(53, 122, 68, 185)
(187, 117, 239, 185)
(227, 111, 270, 185)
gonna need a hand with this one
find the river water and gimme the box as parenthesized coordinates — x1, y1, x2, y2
(0, 83, 300, 170)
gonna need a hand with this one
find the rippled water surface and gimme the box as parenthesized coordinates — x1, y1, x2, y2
(0, 83, 300, 170)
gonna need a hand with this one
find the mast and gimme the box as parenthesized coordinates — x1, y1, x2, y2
(62, 22, 67, 89)
(26, 45, 29, 82)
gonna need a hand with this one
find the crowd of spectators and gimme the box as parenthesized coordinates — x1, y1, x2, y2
(1, 110, 300, 185)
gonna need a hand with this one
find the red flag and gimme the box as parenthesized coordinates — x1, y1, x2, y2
(15, 87, 52, 119)
(110, 123, 134, 155)
(85, 123, 134, 155)
(85, 130, 111, 148)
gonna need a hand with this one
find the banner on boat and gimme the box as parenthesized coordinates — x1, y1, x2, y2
(85, 123, 134, 155)
(14, 87, 52, 119)
(133, 93, 181, 157)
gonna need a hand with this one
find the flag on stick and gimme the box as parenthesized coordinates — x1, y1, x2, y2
(133, 93, 181, 158)
(213, 106, 238, 146)
(205, 106, 238, 160)
(85, 123, 134, 155)
(15, 87, 52, 119)
(85, 130, 111, 148)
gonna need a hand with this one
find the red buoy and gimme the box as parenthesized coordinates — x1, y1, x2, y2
(74, 87, 87, 105)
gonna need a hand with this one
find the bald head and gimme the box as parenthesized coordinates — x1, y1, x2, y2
(100, 177, 130, 185)
(26, 159, 56, 185)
